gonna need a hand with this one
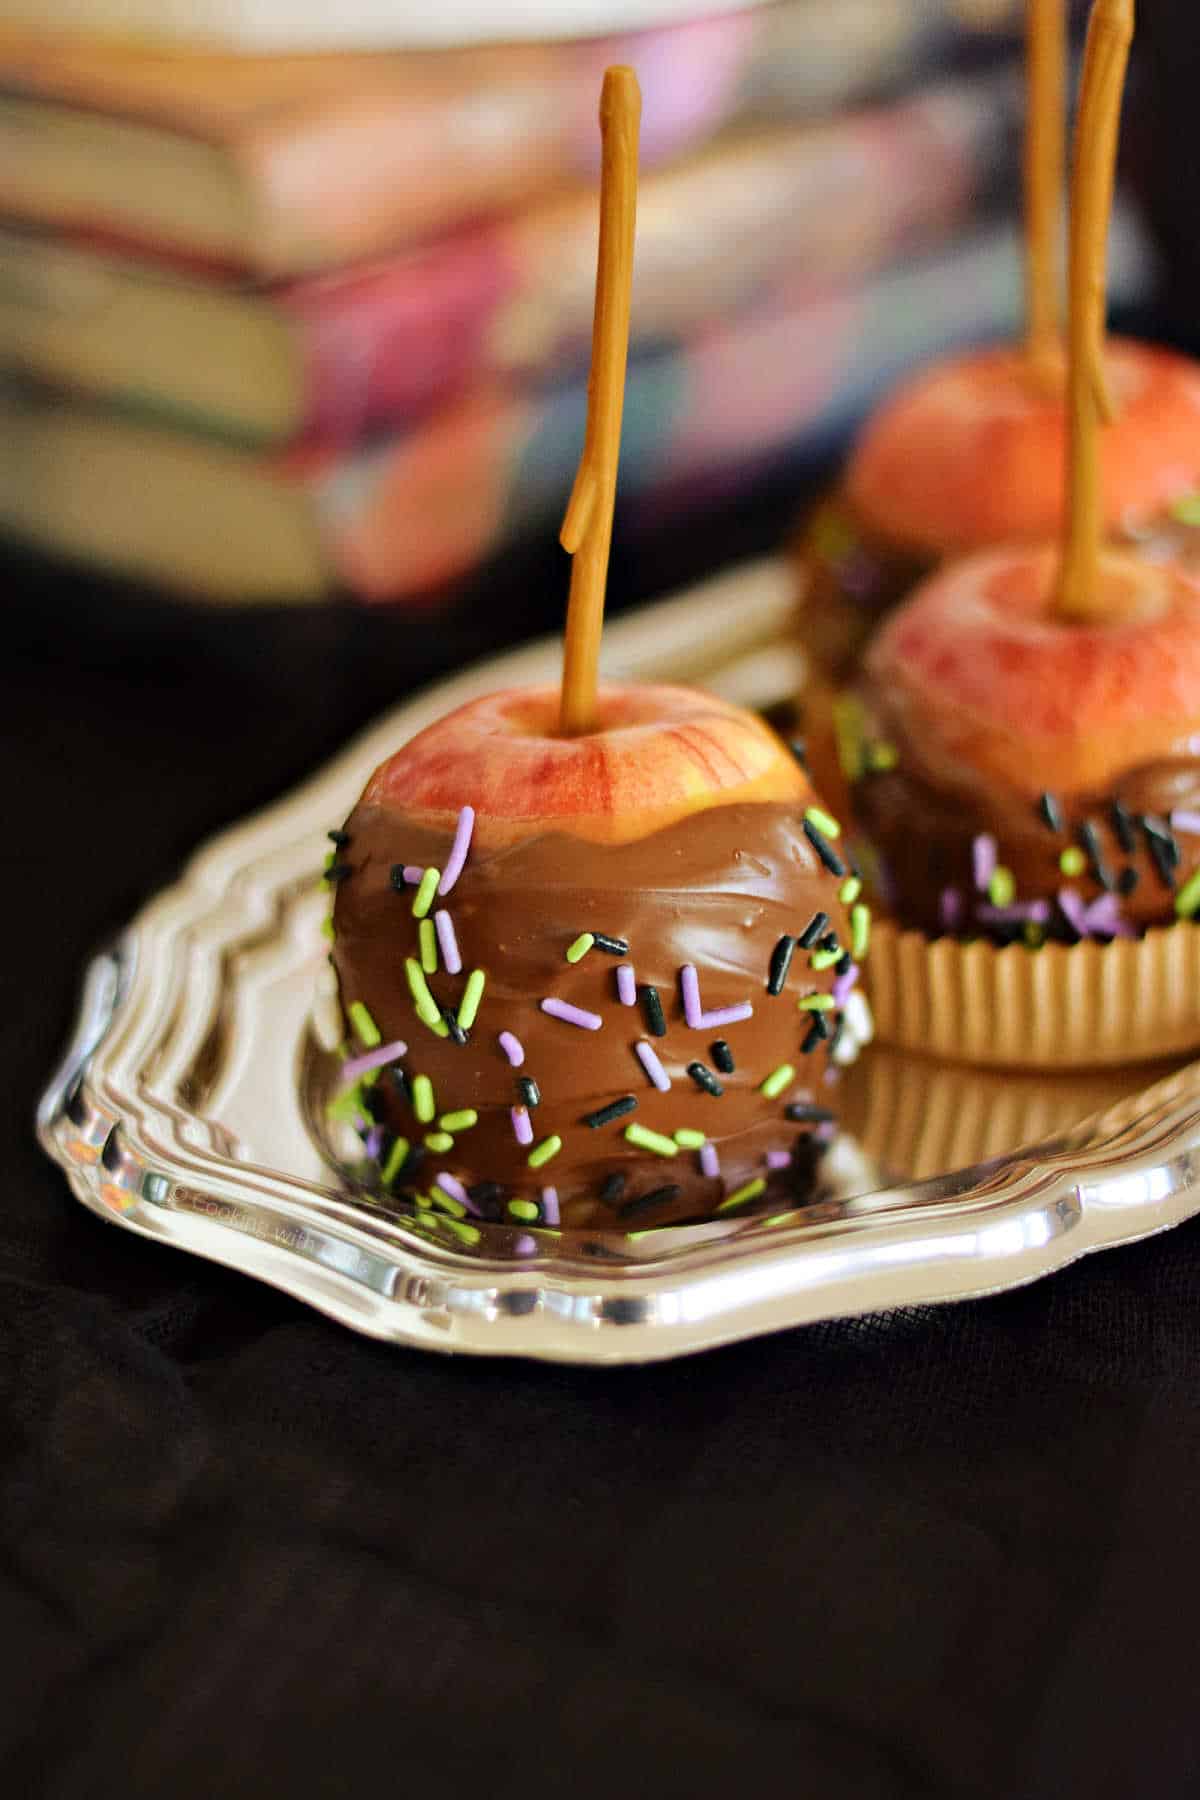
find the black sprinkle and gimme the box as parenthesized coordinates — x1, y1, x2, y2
(1038, 792, 1064, 833)
(591, 933, 630, 956)
(1143, 815, 1181, 867)
(468, 1181, 504, 1206)
(786, 1102, 836, 1123)
(767, 935, 796, 996)
(825, 1015, 846, 1061)
(1079, 822, 1115, 892)
(798, 910, 829, 949)
(687, 1062, 724, 1097)
(364, 1084, 390, 1123)
(441, 1007, 469, 1045)
(325, 862, 353, 884)
(619, 1185, 681, 1220)
(818, 932, 841, 954)
(387, 1067, 412, 1106)
(600, 1172, 627, 1204)
(790, 738, 808, 769)
(518, 1077, 541, 1108)
(803, 818, 847, 876)
(582, 1095, 638, 1129)
(711, 1039, 735, 1074)
(401, 1144, 426, 1180)
(389, 864, 408, 892)
(1112, 801, 1136, 854)
(834, 953, 853, 976)
(327, 829, 350, 847)
(801, 1016, 830, 1054)
(1145, 831, 1177, 891)
(640, 984, 667, 1037)
(1118, 866, 1140, 896)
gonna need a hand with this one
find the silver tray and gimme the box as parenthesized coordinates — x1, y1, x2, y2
(36, 559, 1200, 1363)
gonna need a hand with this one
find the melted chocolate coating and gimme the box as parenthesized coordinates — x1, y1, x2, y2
(794, 489, 931, 684)
(331, 802, 856, 1229)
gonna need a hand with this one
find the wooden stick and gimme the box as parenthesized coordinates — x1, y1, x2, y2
(1024, 0, 1066, 373)
(1054, 0, 1134, 621)
(558, 66, 641, 737)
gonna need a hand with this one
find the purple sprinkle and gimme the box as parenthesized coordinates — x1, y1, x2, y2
(1057, 888, 1091, 937)
(698, 1002, 754, 1030)
(513, 1233, 537, 1256)
(1172, 809, 1200, 836)
(616, 962, 637, 1006)
(363, 1127, 384, 1160)
(511, 1106, 534, 1146)
(434, 1171, 478, 1213)
(680, 963, 703, 1027)
(403, 865, 423, 884)
(831, 963, 859, 1006)
(498, 1031, 525, 1067)
(1084, 894, 1136, 938)
(815, 1120, 837, 1143)
(340, 1038, 408, 1084)
(438, 805, 475, 896)
(433, 908, 462, 974)
(635, 1039, 672, 1092)
(975, 901, 1052, 925)
(766, 1149, 792, 1170)
(540, 1187, 561, 1226)
(972, 834, 997, 893)
(699, 1143, 720, 1179)
(541, 997, 603, 1031)
(940, 887, 963, 930)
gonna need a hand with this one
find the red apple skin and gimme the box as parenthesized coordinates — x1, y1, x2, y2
(362, 683, 812, 844)
(867, 544, 1200, 798)
(846, 339, 1200, 560)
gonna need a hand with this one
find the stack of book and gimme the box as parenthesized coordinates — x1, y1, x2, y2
(0, 2, 1154, 604)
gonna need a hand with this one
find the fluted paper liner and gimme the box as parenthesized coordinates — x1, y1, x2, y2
(867, 918, 1200, 1069)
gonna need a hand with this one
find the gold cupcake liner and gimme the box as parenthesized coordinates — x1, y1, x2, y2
(866, 917, 1200, 1069)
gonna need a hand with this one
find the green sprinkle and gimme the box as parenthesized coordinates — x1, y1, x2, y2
(414, 1193, 433, 1209)
(327, 1082, 366, 1124)
(831, 694, 866, 781)
(411, 1074, 436, 1123)
(321, 915, 335, 941)
(1024, 923, 1046, 949)
(1171, 492, 1200, 527)
(1176, 867, 1200, 918)
(798, 993, 835, 1012)
(458, 968, 486, 1031)
(1059, 846, 1087, 878)
(424, 1131, 454, 1153)
(381, 1137, 409, 1185)
(565, 932, 595, 964)
(527, 1134, 563, 1169)
(868, 741, 899, 771)
(718, 1177, 766, 1213)
(405, 958, 443, 1028)
(439, 1109, 477, 1133)
(348, 1002, 381, 1048)
(759, 1063, 795, 1100)
(851, 903, 871, 960)
(987, 867, 1015, 907)
(508, 1198, 539, 1222)
(412, 866, 441, 919)
(430, 1186, 466, 1217)
(441, 1217, 481, 1247)
(809, 947, 842, 972)
(839, 876, 862, 905)
(673, 1128, 707, 1149)
(804, 805, 841, 839)
(624, 1123, 678, 1158)
(418, 917, 438, 974)
(430, 1017, 450, 1038)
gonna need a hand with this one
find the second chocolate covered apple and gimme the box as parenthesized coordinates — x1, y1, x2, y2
(328, 683, 871, 1231)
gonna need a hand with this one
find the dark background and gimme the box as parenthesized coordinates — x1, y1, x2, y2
(7, 7, 1200, 1793)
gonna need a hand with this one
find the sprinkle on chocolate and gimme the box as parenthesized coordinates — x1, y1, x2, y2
(518, 1077, 541, 1108)
(1038, 793, 1064, 833)
(540, 996, 602, 1030)
(1118, 866, 1139, 896)
(498, 1031, 525, 1067)
(801, 1015, 829, 1054)
(328, 829, 351, 847)
(624, 1123, 679, 1157)
(789, 738, 808, 769)
(803, 818, 846, 876)
(786, 1102, 835, 1123)
(389, 864, 408, 892)
(1079, 822, 1115, 891)
(1144, 830, 1177, 891)
(1112, 800, 1136, 854)
(760, 1062, 795, 1099)
(767, 935, 796, 996)
(711, 1039, 735, 1074)
(600, 1172, 626, 1204)
(457, 969, 486, 1030)
(1059, 846, 1086, 878)
(718, 1177, 766, 1214)
(619, 1185, 681, 1220)
(615, 963, 637, 1006)
(527, 1135, 562, 1170)
(687, 1061, 724, 1097)
(565, 931, 595, 964)
(634, 1040, 671, 1092)
(381, 1137, 410, 1186)
(582, 1095, 638, 1129)
(640, 984, 667, 1037)
(440, 1007, 469, 1046)
(1175, 867, 1200, 919)
(325, 862, 352, 884)
(591, 933, 630, 956)
(798, 910, 828, 949)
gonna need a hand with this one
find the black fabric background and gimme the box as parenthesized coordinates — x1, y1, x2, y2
(5, 523, 1200, 1800)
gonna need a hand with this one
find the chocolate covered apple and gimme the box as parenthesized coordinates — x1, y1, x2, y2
(794, 0, 1200, 685)
(320, 68, 871, 1233)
